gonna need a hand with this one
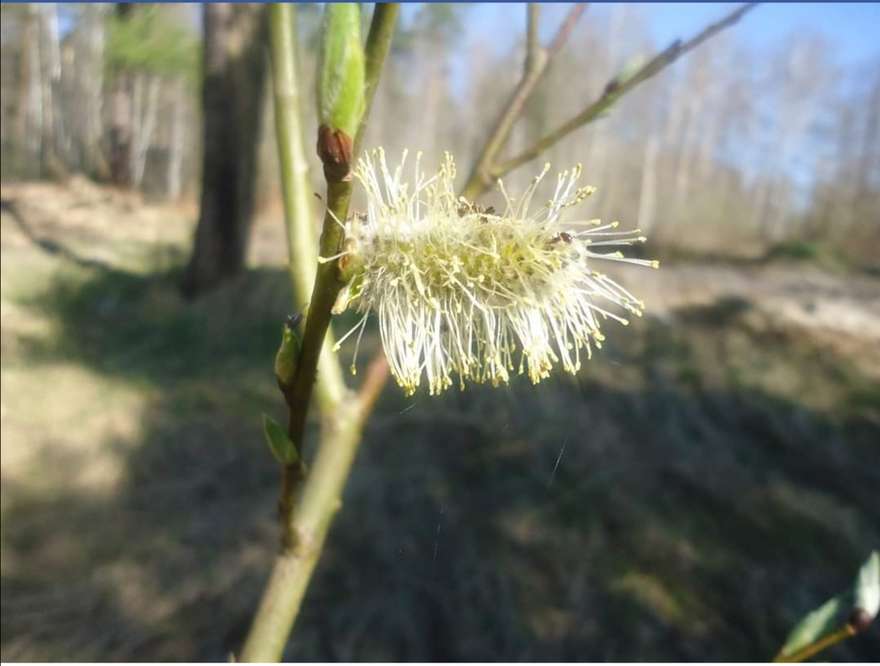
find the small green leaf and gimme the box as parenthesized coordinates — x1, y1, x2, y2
(318, 3, 365, 137)
(777, 551, 880, 659)
(274, 320, 301, 387)
(854, 551, 879, 619)
(262, 414, 299, 465)
(778, 593, 850, 658)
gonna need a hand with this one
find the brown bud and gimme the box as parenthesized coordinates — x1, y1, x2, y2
(316, 124, 353, 182)
(339, 253, 352, 274)
(604, 78, 620, 95)
(848, 607, 873, 633)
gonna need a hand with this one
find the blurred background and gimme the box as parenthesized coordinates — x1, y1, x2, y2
(1, 2, 878, 661)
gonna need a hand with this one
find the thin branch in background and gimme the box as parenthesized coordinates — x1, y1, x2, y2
(360, 1, 759, 427)
(267, 3, 317, 317)
(357, 354, 390, 417)
(489, 2, 759, 186)
(461, 3, 588, 200)
(524, 4, 540, 74)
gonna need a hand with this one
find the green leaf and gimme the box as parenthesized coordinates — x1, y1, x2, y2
(854, 551, 879, 619)
(262, 414, 299, 465)
(778, 592, 851, 659)
(777, 551, 879, 659)
(318, 3, 365, 136)
(106, 6, 198, 80)
(274, 321, 301, 387)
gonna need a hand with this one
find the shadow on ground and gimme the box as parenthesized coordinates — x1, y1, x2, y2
(2, 261, 879, 661)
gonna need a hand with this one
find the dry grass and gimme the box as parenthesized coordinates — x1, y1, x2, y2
(1, 181, 878, 661)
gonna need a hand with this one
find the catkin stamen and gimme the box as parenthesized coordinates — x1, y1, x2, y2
(335, 149, 656, 395)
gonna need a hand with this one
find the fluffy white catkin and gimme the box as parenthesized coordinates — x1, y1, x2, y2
(327, 149, 658, 396)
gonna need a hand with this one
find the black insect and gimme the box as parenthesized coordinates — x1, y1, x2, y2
(550, 231, 573, 244)
(285, 313, 303, 330)
(457, 203, 496, 219)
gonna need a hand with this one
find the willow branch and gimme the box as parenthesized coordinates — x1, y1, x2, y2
(356, 3, 400, 155)
(284, 2, 400, 478)
(268, 2, 345, 417)
(489, 3, 758, 189)
(461, 3, 587, 200)
(240, 5, 399, 661)
(524, 4, 540, 73)
(241, 394, 376, 662)
(284, 178, 352, 448)
(357, 355, 390, 416)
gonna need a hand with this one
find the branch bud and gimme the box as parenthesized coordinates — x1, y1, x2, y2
(317, 3, 364, 181)
(317, 125, 354, 182)
(274, 314, 302, 389)
(262, 414, 300, 466)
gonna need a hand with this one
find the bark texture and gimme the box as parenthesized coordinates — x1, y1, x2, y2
(182, 4, 268, 298)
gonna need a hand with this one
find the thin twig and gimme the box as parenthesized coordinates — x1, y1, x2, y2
(283, 177, 353, 459)
(773, 624, 856, 663)
(240, 5, 400, 661)
(488, 3, 758, 189)
(267, 2, 345, 417)
(524, 4, 540, 74)
(461, 4, 587, 200)
(545, 4, 588, 55)
(284, 2, 400, 456)
(356, 3, 400, 155)
(357, 355, 390, 417)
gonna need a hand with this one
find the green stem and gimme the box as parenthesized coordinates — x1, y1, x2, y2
(270, 3, 316, 309)
(284, 179, 352, 451)
(773, 624, 856, 663)
(355, 3, 400, 155)
(267, 3, 346, 415)
(240, 5, 399, 661)
(241, 401, 363, 662)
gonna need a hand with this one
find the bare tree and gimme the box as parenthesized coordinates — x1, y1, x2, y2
(129, 72, 161, 188)
(108, 3, 134, 185)
(182, 4, 268, 298)
(72, 4, 109, 179)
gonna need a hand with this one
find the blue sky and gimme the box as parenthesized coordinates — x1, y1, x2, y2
(398, 2, 877, 202)
(643, 3, 880, 67)
(397, 3, 880, 107)
(427, 3, 880, 68)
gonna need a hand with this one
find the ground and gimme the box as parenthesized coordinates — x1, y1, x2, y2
(1, 180, 879, 661)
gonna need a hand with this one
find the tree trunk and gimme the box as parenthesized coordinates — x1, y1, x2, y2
(166, 77, 186, 200)
(75, 4, 109, 179)
(23, 6, 43, 177)
(39, 3, 65, 178)
(109, 3, 134, 185)
(182, 4, 268, 298)
(130, 73, 161, 188)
